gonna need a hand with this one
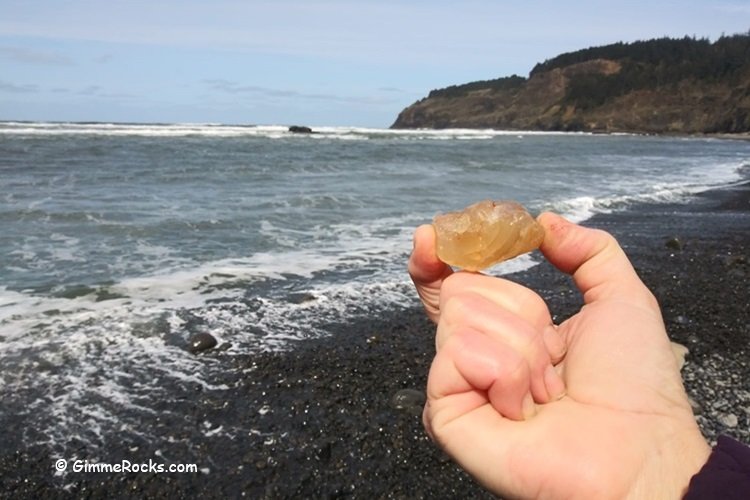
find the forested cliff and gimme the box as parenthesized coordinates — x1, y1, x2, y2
(391, 34, 750, 134)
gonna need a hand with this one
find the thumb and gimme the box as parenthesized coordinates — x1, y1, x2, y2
(536, 212, 657, 309)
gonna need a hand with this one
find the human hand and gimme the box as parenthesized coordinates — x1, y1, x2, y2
(409, 213, 710, 499)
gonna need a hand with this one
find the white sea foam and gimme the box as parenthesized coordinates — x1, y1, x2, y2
(544, 160, 747, 223)
(0, 121, 593, 140)
(0, 208, 431, 456)
(0, 260, 420, 460)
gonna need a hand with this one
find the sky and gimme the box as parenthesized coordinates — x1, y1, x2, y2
(1, 1, 749, 127)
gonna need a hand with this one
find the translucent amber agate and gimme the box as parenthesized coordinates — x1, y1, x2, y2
(433, 200, 544, 271)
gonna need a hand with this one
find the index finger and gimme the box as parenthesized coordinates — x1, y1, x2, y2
(440, 272, 553, 332)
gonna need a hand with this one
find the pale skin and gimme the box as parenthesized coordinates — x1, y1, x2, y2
(409, 212, 711, 499)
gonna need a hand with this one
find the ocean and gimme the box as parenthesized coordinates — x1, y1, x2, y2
(1, 121, 749, 465)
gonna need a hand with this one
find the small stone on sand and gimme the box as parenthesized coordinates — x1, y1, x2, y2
(670, 341, 689, 370)
(390, 389, 426, 416)
(719, 413, 738, 428)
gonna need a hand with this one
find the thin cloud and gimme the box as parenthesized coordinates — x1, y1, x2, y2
(1, 2, 744, 69)
(77, 85, 102, 96)
(205, 79, 298, 98)
(0, 46, 74, 66)
(93, 54, 114, 64)
(377, 86, 404, 93)
(204, 79, 397, 105)
(73, 85, 136, 99)
(0, 80, 39, 93)
(715, 3, 750, 15)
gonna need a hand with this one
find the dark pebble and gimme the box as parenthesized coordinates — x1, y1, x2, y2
(188, 332, 218, 353)
(723, 254, 747, 268)
(665, 236, 683, 250)
(317, 441, 332, 462)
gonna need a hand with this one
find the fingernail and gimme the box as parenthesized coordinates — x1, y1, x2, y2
(544, 364, 566, 401)
(522, 393, 536, 420)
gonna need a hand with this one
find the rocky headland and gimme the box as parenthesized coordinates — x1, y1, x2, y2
(392, 34, 750, 134)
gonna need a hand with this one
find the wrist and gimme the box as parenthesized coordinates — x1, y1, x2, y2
(628, 421, 710, 499)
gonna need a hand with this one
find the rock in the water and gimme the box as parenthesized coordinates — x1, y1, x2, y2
(390, 389, 426, 416)
(288, 292, 316, 304)
(188, 333, 218, 353)
(288, 125, 313, 134)
(433, 200, 544, 271)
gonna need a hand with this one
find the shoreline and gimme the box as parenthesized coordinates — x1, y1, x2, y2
(2, 181, 748, 498)
(4, 120, 750, 141)
(700, 132, 750, 142)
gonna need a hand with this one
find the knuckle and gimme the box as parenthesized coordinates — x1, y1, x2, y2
(440, 272, 468, 298)
(590, 228, 622, 258)
(502, 353, 528, 387)
(440, 293, 475, 325)
(438, 325, 469, 353)
(598, 228, 618, 245)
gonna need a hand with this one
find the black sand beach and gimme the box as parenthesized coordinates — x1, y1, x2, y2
(2, 180, 749, 499)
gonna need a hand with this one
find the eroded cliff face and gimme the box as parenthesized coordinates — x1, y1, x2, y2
(391, 58, 750, 134)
